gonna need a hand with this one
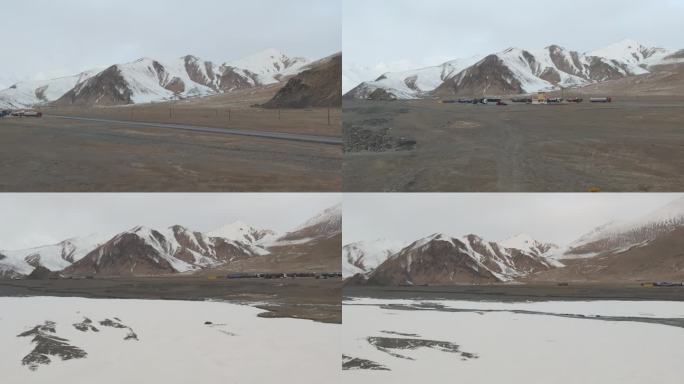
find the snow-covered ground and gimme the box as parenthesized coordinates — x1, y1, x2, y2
(343, 298, 684, 383)
(0, 297, 339, 384)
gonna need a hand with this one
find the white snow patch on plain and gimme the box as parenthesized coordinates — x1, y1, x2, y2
(343, 298, 684, 383)
(0, 297, 339, 384)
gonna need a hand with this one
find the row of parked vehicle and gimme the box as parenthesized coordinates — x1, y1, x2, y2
(0, 109, 43, 118)
(441, 98, 509, 105)
(224, 272, 343, 279)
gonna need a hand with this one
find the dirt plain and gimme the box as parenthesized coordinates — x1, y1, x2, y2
(343, 96, 684, 192)
(0, 276, 342, 324)
(42, 84, 342, 137)
(344, 284, 684, 302)
(0, 85, 341, 192)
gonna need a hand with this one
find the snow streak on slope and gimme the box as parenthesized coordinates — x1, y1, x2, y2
(117, 58, 216, 104)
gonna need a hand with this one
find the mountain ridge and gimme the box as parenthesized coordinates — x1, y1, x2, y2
(345, 39, 680, 99)
(0, 49, 317, 109)
(345, 197, 684, 284)
(0, 204, 341, 278)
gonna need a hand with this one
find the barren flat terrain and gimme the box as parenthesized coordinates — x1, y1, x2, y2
(344, 284, 684, 302)
(0, 114, 341, 191)
(0, 276, 341, 323)
(343, 97, 684, 192)
(0, 84, 342, 191)
(42, 84, 342, 137)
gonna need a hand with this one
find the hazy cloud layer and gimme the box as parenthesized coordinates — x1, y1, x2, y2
(0, 193, 340, 250)
(343, 193, 682, 246)
(343, 0, 684, 92)
(1, 0, 341, 86)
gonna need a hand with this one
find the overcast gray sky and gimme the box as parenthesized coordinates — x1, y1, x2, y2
(343, 193, 683, 246)
(343, 0, 684, 92)
(0, 0, 340, 88)
(0, 193, 340, 250)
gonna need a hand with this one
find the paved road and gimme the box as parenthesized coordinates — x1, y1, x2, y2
(47, 115, 343, 146)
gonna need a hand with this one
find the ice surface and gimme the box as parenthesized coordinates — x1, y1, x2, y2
(0, 297, 339, 384)
(343, 298, 684, 383)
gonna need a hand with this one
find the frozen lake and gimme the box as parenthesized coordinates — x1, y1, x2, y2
(343, 297, 684, 383)
(0, 297, 340, 384)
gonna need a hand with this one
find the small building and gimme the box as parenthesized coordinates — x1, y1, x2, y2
(532, 92, 548, 104)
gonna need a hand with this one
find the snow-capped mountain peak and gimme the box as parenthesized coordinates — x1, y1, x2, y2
(0, 233, 111, 276)
(587, 38, 669, 72)
(342, 238, 407, 277)
(223, 49, 309, 84)
(500, 233, 560, 258)
(564, 196, 684, 258)
(206, 221, 268, 244)
(500, 233, 537, 249)
(297, 203, 341, 231)
(588, 39, 661, 61)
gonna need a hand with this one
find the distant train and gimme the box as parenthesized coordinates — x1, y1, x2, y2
(590, 97, 612, 103)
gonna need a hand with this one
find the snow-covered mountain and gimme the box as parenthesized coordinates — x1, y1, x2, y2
(587, 39, 670, 72)
(0, 233, 111, 277)
(0, 204, 342, 278)
(342, 238, 407, 278)
(527, 196, 684, 283)
(64, 225, 270, 276)
(563, 196, 684, 259)
(0, 221, 273, 277)
(345, 56, 483, 99)
(346, 39, 679, 99)
(0, 69, 102, 109)
(355, 233, 561, 285)
(0, 49, 311, 108)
